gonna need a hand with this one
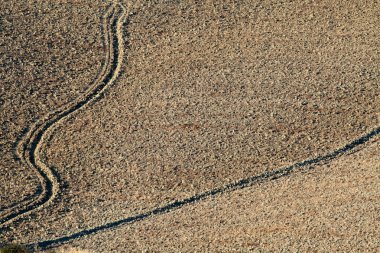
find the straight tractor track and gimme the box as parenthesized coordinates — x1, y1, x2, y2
(26, 126, 380, 251)
(0, 2, 127, 227)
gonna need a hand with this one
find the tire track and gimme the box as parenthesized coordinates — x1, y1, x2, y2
(0, 4, 114, 216)
(0, 3, 116, 214)
(26, 126, 380, 251)
(0, 2, 127, 227)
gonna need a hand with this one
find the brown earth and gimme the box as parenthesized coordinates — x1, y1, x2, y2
(62, 129, 380, 252)
(0, 0, 379, 252)
(0, 0, 107, 209)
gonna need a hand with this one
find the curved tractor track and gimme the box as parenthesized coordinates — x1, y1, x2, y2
(0, 2, 127, 227)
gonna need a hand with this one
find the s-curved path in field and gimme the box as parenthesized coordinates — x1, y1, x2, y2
(0, 2, 127, 228)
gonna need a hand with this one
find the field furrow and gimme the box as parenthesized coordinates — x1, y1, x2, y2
(0, 2, 127, 228)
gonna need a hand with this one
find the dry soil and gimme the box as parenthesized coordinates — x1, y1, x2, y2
(0, 0, 379, 252)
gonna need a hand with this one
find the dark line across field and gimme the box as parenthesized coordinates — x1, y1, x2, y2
(26, 126, 380, 251)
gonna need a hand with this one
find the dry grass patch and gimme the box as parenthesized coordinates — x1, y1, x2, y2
(0, 245, 89, 253)
(0, 245, 29, 253)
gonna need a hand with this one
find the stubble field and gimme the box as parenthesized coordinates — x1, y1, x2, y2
(1, 0, 379, 252)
